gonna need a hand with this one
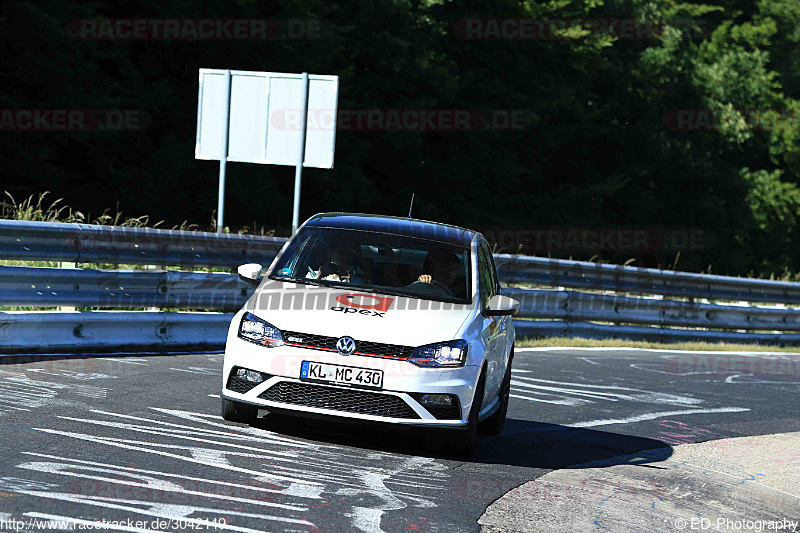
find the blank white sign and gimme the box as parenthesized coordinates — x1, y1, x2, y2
(195, 69, 338, 169)
(228, 72, 269, 163)
(196, 71, 230, 160)
(305, 77, 338, 169)
(265, 76, 304, 167)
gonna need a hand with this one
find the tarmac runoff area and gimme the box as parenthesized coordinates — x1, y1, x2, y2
(479, 432, 800, 532)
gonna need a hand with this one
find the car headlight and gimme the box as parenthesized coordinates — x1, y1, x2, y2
(238, 313, 284, 347)
(408, 339, 468, 367)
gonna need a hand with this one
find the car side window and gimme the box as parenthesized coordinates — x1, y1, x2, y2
(484, 243, 500, 295)
(477, 243, 496, 309)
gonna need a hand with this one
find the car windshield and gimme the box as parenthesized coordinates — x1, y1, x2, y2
(269, 227, 472, 304)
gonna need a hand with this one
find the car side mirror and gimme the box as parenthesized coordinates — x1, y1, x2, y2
(238, 263, 263, 285)
(483, 294, 519, 317)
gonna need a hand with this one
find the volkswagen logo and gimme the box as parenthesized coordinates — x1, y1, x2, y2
(336, 336, 356, 356)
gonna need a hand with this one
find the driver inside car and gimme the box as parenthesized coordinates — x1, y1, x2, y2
(417, 249, 464, 297)
(308, 244, 371, 285)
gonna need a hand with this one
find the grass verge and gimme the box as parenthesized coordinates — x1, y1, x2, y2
(1, 190, 275, 235)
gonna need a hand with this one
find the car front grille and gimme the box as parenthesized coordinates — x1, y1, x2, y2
(281, 330, 415, 360)
(258, 381, 420, 419)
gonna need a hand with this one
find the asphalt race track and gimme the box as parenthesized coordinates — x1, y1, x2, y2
(0, 347, 797, 532)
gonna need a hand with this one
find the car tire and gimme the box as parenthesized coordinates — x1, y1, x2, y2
(221, 398, 257, 424)
(480, 347, 514, 436)
(445, 369, 485, 458)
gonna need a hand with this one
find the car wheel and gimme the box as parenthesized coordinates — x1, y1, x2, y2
(221, 398, 257, 424)
(445, 369, 485, 458)
(480, 347, 514, 436)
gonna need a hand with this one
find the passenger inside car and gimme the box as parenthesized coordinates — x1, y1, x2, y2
(308, 244, 372, 285)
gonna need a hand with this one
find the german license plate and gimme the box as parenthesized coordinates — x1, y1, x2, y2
(300, 361, 383, 389)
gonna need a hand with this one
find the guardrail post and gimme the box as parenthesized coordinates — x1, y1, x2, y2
(58, 261, 77, 312)
(144, 264, 160, 311)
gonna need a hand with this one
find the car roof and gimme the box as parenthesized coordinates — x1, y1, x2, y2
(303, 213, 478, 246)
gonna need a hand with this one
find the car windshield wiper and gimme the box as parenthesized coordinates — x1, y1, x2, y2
(270, 276, 330, 287)
(346, 285, 421, 300)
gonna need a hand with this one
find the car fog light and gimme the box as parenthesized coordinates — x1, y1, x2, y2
(419, 394, 454, 406)
(237, 368, 264, 383)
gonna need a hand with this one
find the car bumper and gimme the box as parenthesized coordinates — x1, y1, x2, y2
(221, 337, 480, 427)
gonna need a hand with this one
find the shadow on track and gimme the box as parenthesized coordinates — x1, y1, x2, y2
(473, 418, 672, 469)
(249, 413, 673, 469)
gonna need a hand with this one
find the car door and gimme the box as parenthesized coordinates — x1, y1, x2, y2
(477, 241, 503, 409)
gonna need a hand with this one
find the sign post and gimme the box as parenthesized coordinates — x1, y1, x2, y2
(292, 73, 310, 234)
(195, 69, 338, 235)
(216, 70, 231, 234)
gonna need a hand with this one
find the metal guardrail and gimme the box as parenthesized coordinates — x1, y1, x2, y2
(0, 219, 284, 267)
(0, 311, 234, 354)
(0, 219, 278, 353)
(0, 265, 251, 310)
(504, 288, 800, 331)
(3, 219, 800, 351)
(6, 267, 799, 331)
(495, 254, 800, 304)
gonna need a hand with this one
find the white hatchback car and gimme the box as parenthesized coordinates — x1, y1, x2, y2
(221, 213, 519, 456)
